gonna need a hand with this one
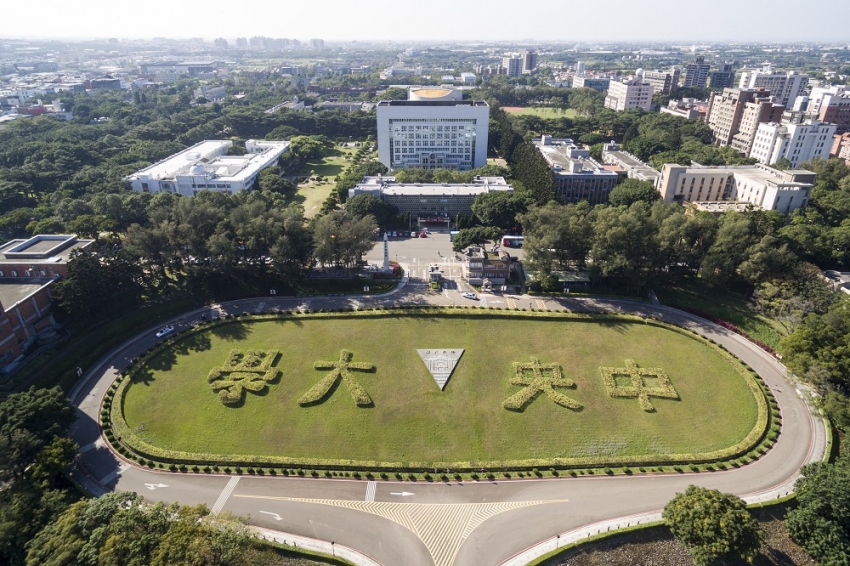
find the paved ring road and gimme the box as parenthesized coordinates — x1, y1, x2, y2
(67, 280, 827, 566)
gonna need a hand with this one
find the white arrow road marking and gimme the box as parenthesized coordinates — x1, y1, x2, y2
(390, 491, 416, 497)
(259, 511, 282, 521)
(144, 483, 168, 490)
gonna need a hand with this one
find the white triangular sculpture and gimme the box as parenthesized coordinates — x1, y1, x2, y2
(417, 349, 464, 390)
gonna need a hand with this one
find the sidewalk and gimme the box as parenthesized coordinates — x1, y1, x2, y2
(254, 526, 381, 566)
(500, 512, 664, 566)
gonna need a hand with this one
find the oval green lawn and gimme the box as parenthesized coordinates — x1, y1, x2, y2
(121, 315, 760, 466)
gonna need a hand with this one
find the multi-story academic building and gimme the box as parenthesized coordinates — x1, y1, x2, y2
(125, 139, 290, 195)
(658, 163, 815, 214)
(376, 97, 489, 171)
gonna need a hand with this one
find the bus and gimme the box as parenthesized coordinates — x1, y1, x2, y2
(501, 235, 524, 248)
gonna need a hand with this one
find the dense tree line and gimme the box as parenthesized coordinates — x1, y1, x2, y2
(50, 187, 380, 316)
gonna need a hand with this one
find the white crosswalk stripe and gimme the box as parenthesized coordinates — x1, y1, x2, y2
(507, 298, 517, 309)
(98, 463, 129, 485)
(365, 481, 377, 502)
(255, 302, 266, 313)
(211, 476, 240, 515)
(235, 495, 556, 566)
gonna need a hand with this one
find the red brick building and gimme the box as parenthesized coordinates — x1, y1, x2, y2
(0, 235, 94, 370)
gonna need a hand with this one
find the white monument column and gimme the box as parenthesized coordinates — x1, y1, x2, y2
(383, 232, 389, 271)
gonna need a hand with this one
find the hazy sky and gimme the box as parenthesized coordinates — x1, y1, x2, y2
(5, 0, 848, 43)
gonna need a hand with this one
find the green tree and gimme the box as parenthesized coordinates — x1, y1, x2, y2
(0, 387, 77, 566)
(510, 142, 555, 205)
(450, 226, 502, 253)
(663, 485, 762, 566)
(608, 178, 661, 207)
(786, 456, 850, 565)
(257, 169, 295, 194)
(345, 193, 396, 227)
(700, 212, 757, 286)
(778, 301, 850, 387)
(312, 209, 377, 268)
(471, 191, 530, 231)
(0, 387, 75, 481)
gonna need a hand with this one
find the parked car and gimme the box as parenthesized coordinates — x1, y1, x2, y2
(155, 326, 175, 338)
(419, 232, 427, 238)
(461, 292, 478, 300)
(411, 231, 417, 238)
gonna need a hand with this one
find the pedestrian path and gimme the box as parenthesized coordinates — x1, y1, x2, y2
(254, 526, 381, 566)
(211, 476, 240, 514)
(500, 512, 663, 566)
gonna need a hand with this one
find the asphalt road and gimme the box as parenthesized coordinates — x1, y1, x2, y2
(67, 249, 826, 566)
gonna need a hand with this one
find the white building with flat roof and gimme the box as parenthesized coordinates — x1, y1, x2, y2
(125, 139, 289, 195)
(604, 71, 654, 112)
(601, 142, 661, 188)
(376, 99, 489, 171)
(750, 119, 837, 168)
(658, 163, 816, 214)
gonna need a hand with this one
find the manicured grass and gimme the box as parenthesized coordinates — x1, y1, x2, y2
(656, 281, 785, 348)
(289, 147, 357, 217)
(503, 106, 578, 119)
(121, 314, 760, 467)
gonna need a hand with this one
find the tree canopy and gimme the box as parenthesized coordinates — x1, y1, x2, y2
(785, 456, 850, 565)
(663, 485, 763, 566)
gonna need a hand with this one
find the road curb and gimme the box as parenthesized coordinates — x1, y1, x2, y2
(254, 526, 382, 566)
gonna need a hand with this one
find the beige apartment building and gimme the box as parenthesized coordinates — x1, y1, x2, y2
(707, 88, 784, 152)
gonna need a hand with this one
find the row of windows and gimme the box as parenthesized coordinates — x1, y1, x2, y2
(395, 140, 472, 147)
(0, 269, 48, 277)
(394, 125, 470, 132)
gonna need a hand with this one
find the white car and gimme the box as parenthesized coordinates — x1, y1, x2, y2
(155, 326, 175, 338)
(461, 292, 478, 300)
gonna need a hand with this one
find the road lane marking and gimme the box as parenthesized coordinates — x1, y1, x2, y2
(536, 300, 547, 310)
(211, 476, 240, 515)
(507, 298, 517, 309)
(79, 437, 106, 454)
(144, 483, 168, 490)
(233, 495, 563, 566)
(255, 301, 266, 313)
(98, 463, 129, 485)
(365, 481, 377, 502)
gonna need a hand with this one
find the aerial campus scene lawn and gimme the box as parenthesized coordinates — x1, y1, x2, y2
(502, 106, 579, 119)
(115, 312, 767, 471)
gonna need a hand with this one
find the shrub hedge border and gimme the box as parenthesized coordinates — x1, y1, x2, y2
(101, 306, 778, 477)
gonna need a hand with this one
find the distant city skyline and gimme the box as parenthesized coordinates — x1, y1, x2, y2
(3, 0, 849, 43)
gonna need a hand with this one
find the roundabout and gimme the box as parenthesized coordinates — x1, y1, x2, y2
(68, 284, 828, 566)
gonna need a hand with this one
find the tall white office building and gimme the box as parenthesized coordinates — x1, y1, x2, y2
(604, 70, 654, 112)
(739, 64, 808, 108)
(376, 97, 490, 171)
(749, 119, 837, 168)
